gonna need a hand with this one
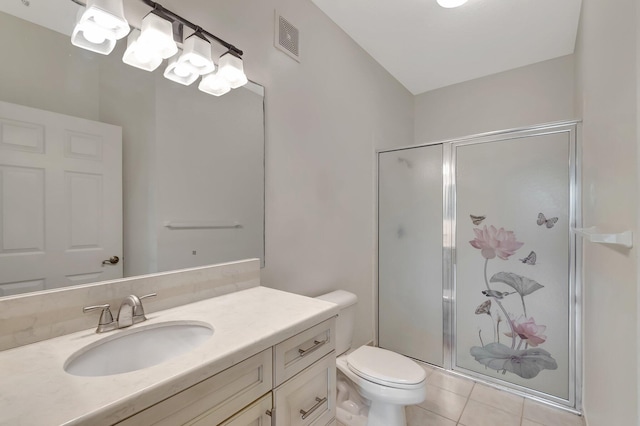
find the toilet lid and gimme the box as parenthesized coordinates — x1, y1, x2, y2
(346, 346, 426, 389)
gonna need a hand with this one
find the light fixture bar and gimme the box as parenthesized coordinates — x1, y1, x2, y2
(69, 0, 248, 94)
(70, 0, 243, 57)
(140, 0, 243, 57)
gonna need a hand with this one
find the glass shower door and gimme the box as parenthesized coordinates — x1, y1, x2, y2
(377, 122, 579, 409)
(453, 129, 576, 404)
(378, 144, 444, 366)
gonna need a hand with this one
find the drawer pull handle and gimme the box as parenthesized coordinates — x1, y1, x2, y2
(298, 339, 327, 357)
(299, 396, 327, 420)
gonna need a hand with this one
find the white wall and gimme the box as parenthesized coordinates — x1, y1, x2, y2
(97, 47, 157, 277)
(0, 2, 414, 348)
(414, 55, 576, 143)
(637, 1, 640, 421)
(574, 0, 638, 424)
(0, 12, 99, 120)
(154, 77, 265, 272)
(134, 0, 415, 347)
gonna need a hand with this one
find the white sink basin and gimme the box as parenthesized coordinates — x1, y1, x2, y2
(64, 321, 214, 377)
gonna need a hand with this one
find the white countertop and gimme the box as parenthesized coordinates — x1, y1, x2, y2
(0, 286, 339, 426)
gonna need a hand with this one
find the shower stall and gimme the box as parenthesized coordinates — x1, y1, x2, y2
(377, 121, 580, 410)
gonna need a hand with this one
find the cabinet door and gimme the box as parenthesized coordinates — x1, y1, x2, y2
(378, 144, 444, 366)
(116, 349, 272, 426)
(274, 352, 336, 426)
(274, 318, 335, 386)
(188, 393, 273, 426)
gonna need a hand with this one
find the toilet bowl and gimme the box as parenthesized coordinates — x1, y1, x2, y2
(316, 290, 427, 426)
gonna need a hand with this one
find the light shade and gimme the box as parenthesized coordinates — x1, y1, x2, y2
(175, 33, 215, 75)
(122, 29, 163, 71)
(198, 70, 231, 96)
(164, 51, 200, 86)
(437, 0, 468, 8)
(71, 0, 129, 54)
(218, 51, 248, 89)
(136, 12, 179, 60)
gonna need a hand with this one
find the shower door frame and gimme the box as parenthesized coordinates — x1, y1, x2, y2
(375, 120, 582, 412)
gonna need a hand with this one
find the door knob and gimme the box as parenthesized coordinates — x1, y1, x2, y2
(102, 256, 120, 265)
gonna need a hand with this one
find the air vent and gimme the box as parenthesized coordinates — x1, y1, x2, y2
(274, 12, 300, 62)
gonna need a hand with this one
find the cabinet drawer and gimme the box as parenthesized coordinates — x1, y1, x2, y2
(274, 352, 336, 426)
(187, 393, 273, 426)
(274, 318, 335, 386)
(117, 349, 272, 426)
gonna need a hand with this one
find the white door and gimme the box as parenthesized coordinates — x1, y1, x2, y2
(0, 100, 122, 296)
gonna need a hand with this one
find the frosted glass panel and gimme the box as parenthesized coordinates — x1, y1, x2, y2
(454, 133, 571, 399)
(378, 144, 443, 366)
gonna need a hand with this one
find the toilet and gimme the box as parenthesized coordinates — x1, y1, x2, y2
(316, 290, 426, 426)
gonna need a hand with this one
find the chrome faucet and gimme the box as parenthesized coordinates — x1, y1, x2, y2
(84, 293, 157, 333)
(117, 293, 157, 328)
(83, 304, 117, 333)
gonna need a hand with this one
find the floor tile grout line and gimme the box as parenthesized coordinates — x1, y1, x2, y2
(455, 382, 475, 425)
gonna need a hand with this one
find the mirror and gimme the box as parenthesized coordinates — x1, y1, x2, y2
(0, 2, 265, 297)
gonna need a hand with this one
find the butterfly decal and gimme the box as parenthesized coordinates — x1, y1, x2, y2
(519, 251, 536, 265)
(482, 290, 515, 299)
(475, 299, 492, 314)
(470, 215, 486, 226)
(537, 213, 558, 229)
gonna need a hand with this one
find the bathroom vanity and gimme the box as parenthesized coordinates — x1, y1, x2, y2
(0, 285, 339, 426)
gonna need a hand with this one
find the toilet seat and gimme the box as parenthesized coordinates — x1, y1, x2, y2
(346, 346, 426, 390)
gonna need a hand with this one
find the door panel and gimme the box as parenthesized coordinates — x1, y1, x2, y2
(378, 144, 444, 366)
(454, 132, 572, 401)
(0, 100, 122, 295)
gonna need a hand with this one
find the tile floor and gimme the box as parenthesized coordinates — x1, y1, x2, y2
(408, 363, 584, 426)
(342, 363, 586, 426)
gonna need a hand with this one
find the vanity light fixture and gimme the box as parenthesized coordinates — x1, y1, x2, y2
(71, 0, 129, 55)
(122, 29, 162, 71)
(437, 0, 468, 8)
(164, 50, 201, 86)
(218, 50, 248, 89)
(174, 31, 216, 76)
(198, 70, 231, 97)
(122, 11, 177, 71)
(69, 0, 247, 94)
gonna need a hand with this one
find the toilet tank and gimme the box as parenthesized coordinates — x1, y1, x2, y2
(316, 290, 358, 355)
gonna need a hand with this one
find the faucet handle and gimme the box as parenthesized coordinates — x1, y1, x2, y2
(83, 304, 117, 333)
(139, 293, 157, 302)
(133, 293, 157, 322)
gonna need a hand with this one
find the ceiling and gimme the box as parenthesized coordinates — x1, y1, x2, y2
(4, 0, 582, 96)
(311, 0, 582, 95)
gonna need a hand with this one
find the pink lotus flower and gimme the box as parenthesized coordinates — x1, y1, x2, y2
(469, 225, 524, 260)
(504, 315, 547, 347)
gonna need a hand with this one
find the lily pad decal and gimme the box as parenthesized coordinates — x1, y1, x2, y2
(470, 343, 557, 379)
(468, 224, 556, 379)
(490, 272, 544, 297)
